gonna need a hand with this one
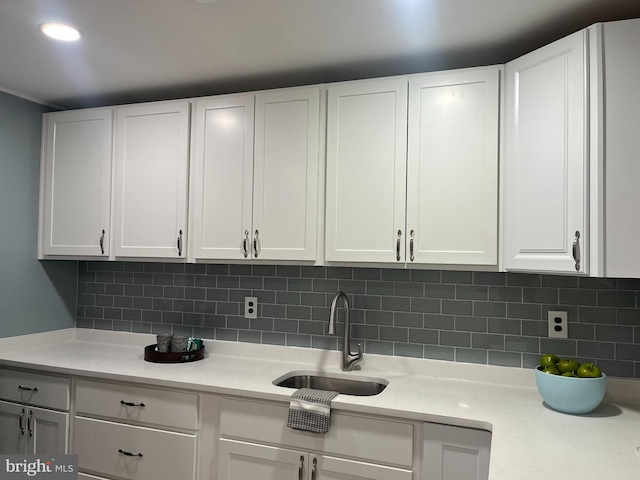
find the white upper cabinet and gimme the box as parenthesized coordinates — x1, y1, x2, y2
(407, 67, 499, 266)
(596, 19, 640, 278)
(113, 101, 190, 259)
(40, 108, 112, 257)
(504, 30, 588, 273)
(253, 87, 320, 261)
(325, 78, 408, 263)
(326, 68, 500, 267)
(190, 94, 255, 261)
(190, 86, 321, 262)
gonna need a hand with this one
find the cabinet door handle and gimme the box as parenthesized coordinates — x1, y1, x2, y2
(100, 229, 105, 255)
(298, 455, 304, 480)
(18, 385, 39, 392)
(27, 410, 34, 437)
(120, 400, 146, 407)
(396, 230, 402, 261)
(572, 230, 581, 271)
(19, 408, 25, 435)
(253, 230, 259, 258)
(177, 230, 183, 257)
(410, 229, 415, 262)
(242, 230, 250, 258)
(118, 449, 143, 457)
(311, 457, 317, 480)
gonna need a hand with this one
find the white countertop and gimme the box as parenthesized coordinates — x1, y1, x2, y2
(1, 328, 639, 480)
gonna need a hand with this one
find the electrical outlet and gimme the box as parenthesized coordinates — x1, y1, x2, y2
(244, 297, 258, 319)
(548, 310, 568, 338)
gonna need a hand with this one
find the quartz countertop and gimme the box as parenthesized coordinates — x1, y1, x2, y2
(1, 328, 639, 480)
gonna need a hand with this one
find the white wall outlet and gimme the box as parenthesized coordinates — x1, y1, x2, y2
(548, 310, 568, 338)
(244, 297, 258, 319)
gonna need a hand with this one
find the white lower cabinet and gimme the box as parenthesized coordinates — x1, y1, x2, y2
(0, 368, 70, 455)
(0, 400, 68, 454)
(422, 423, 491, 480)
(73, 379, 199, 480)
(219, 438, 412, 480)
(217, 397, 416, 480)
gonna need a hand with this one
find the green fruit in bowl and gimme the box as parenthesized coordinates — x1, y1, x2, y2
(540, 354, 559, 368)
(542, 366, 560, 375)
(577, 362, 602, 378)
(561, 371, 577, 377)
(557, 358, 580, 373)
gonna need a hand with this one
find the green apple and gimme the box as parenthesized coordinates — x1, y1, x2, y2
(540, 354, 559, 368)
(542, 366, 560, 375)
(557, 358, 580, 373)
(577, 362, 602, 378)
(561, 371, 577, 377)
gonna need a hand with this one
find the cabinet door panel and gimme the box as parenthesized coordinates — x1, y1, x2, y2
(42, 109, 112, 257)
(318, 455, 413, 480)
(326, 78, 408, 263)
(423, 423, 491, 480)
(408, 68, 499, 265)
(504, 31, 587, 273)
(190, 95, 254, 260)
(29, 407, 68, 454)
(0, 400, 27, 454)
(218, 439, 303, 480)
(114, 101, 190, 258)
(253, 87, 320, 261)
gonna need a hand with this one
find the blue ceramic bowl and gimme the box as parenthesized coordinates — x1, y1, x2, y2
(535, 366, 606, 414)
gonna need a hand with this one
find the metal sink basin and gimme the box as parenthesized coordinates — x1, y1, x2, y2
(273, 371, 388, 396)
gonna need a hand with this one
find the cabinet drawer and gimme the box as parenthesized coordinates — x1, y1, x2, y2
(76, 379, 198, 430)
(74, 417, 197, 480)
(219, 397, 415, 468)
(0, 369, 70, 410)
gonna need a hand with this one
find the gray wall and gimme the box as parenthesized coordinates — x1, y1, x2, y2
(0, 91, 77, 337)
(77, 262, 640, 378)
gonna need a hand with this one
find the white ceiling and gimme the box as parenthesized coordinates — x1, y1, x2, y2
(1, 0, 639, 110)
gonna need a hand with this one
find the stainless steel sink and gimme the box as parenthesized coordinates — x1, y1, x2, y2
(273, 371, 388, 396)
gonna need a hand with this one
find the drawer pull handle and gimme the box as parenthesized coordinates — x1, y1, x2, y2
(19, 408, 25, 435)
(298, 456, 304, 480)
(177, 229, 183, 257)
(28, 410, 34, 437)
(311, 457, 317, 480)
(118, 449, 143, 457)
(120, 400, 146, 407)
(18, 385, 39, 392)
(396, 230, 402, 261)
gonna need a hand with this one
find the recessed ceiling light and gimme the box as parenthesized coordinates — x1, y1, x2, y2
(194, 0, 219, 3)
(38, 22, 81, 42)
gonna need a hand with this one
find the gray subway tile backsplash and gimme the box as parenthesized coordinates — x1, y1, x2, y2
(76, 262, 640, 378)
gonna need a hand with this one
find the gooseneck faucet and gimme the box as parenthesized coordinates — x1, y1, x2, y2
(328, 291, 363, 371)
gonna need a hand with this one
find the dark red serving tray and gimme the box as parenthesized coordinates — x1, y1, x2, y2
(144, 344, 205, 363)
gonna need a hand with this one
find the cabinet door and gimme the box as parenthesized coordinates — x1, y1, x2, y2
(218, 438, 304, 480)
(190, 95, 254, 261)
(41, 109, 112, 257)
(28, 406, 68, 454)
(316, 455, 413, 480)
(113, 101, 190, 259)
(0, 402, 67, 455)
(253, 87, 321, 261)
(326, 78, 408, 263)
(423, 424, 491, 480)
(0, 400, 28, 454)
(407, 68, 499, 266)
(504, 30, 587, 273)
